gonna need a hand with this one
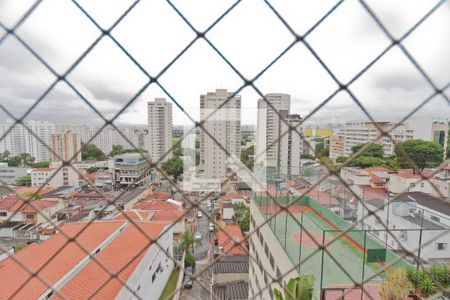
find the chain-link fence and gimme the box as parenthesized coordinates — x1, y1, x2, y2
(0, 0, 449, 299)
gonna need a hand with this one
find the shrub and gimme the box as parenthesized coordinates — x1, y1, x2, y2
(184, 252, 195, 267)
(419, 276, 437, 297)
(380, 268, 413, 300)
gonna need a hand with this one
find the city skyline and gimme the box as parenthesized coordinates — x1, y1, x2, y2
(0, 1, 448, 127)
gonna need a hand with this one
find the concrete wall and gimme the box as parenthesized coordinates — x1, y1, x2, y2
(249, 201, 298, 300)
(116, 225, 174, 300)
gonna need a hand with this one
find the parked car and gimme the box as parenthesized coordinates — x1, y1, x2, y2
(197, 211, 203, 218)
(209, 223, 214, 232)
(194, 231, 202, 240)
(183, 275, 193, 288)
(185, 266, 194, 276)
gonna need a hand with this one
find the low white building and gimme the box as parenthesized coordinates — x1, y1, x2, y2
(356, 192, 450, 263)
(31, 166, 79, 189)
(0, 163, 29, 185)
(388, 172, 434, 194)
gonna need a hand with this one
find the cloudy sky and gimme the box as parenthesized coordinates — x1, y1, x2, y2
(0, 0, 449, 127)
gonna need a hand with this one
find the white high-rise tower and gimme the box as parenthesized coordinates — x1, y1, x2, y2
(147, 98, 173, 163)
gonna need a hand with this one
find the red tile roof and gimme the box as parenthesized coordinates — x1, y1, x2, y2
(150, 210, 183, 222)
(146, 192, 171, 201)
(0, 221, 124, 299)
(369, 174, 385, 184)
(15, 186, 54, 196)
(0, 221, 166, 299)
(113, 210, 149, 221)
(0, 196, 59, 213)
(32, 168, 55, 172)
(361, 185, 387, 201)
(55, 222, 165, 299)
(223, 193, 250, 200)
(133, 200, 180, 211)
(217, 224, 247, 255)
(365, 167, 390, 172)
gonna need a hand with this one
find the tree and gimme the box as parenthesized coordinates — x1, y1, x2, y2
(349, 156, 387, 168)
(8, 156, 22, 167)
(17, 175, 31, 186)
(19, 153, 35, 166)
(336, 156, 348, 163)
(110, 145, 124, 156)
(162, 157, 183, 180)
(395, 139, 444, 173)
(233, 203, 250, 232)
(33, 161, 50, 168)
(87, 167, 98, 174)
(0, 150, 10, 162)
(300, 154, 314, 160)
(109, 145, 148, 157)
(351, 143, 384, 158)
(81, 144, 105, 161)
(179, 231, 195, 253)
(241, 145, 254, 170)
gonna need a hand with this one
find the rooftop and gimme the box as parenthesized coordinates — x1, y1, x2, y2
(0, 221, 166, 299)
(0, 195, 59, 213)
(217, 224, 247, 256)
(212, 281, 249, 300)
(396, 192, 450, 216)
(212, 255, 249, 274)
(150, 210, 183, 222)
(133, 200, 180, 211)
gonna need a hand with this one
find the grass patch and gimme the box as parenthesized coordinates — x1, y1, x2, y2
(159, 269, 180, 300)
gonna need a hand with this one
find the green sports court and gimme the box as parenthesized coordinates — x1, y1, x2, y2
(256, 195, 409, 299)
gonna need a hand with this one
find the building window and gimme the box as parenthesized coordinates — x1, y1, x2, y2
(0, 212, 7, 217)
(25, 213, 35, 219)
(431, 215, 440, 223)
(400, 231, 407, 241)
(436, 243, 447, 251)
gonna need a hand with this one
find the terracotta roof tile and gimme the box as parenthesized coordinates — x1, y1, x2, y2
(55, 222, 165, 299)
(217, 224, 247, 255)
(133, 200, 180, 211)
(0, 221, 123, 299)
(145, 192, 171, 201)
(113, 210, 149, 221)
(150, 210, 183, 222)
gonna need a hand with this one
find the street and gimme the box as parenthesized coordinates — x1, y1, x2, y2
(180, 202, 214, 299)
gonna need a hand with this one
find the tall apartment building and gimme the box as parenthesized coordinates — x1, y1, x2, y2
(200, 89, 241, 179)
(147, 98, 173, 163)
(256, 93, 304, 175)
(0, 120, 54, 162)
(278, 112, 303, 176)
(55, 124, 149, 156)
(0, 120, 26, 156)
(51, 131, 82, 162)
(255, 93, 290, 169)
(329, 118, 449, 159)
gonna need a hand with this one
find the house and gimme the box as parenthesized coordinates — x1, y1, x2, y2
(0, 220, 174, 300)
(31, 167, 79, 189)
(212, 255, 249, 284)
(340, 167, 390, 189)
(356, 192, 450, 263)
(388, 172, 434, 194)
(215, 224, 247, 257)
(132, 200, 185, 234)
(0, 195, 63, 224)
